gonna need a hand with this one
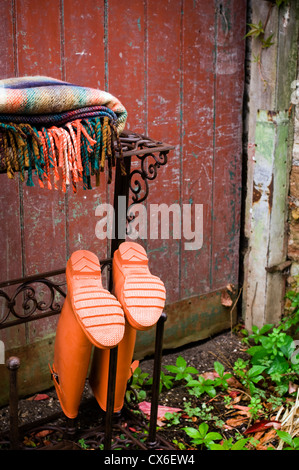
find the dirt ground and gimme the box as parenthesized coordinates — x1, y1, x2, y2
(0, 328, 250, 449)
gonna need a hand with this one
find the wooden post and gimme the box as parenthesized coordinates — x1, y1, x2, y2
(242, 0, 299, 330)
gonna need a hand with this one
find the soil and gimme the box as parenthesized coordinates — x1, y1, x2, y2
(0, 328, 252, 450)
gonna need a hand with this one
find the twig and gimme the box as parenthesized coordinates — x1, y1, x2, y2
(230, 286, 243, 334)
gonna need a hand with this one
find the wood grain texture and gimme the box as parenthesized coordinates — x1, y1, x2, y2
(0, 0, 245, 382)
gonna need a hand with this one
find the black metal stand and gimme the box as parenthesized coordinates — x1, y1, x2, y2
(0, 131, 174, 450)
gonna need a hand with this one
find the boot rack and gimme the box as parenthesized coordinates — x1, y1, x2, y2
(0, 131, 175, 450)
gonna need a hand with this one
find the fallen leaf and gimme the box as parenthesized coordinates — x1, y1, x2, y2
(33, 394, 50, 401)
(259, 429, 277, 444)
(35, 429, 52, 438)
(244, 419, 281, 434)
(226, 376, 244, 388)
(233, 404, 250, 412)
(288, 381, 299, 394)
(202, 371, 218, 380)
(226, 417, 248, 428)
(27, 393, 49, 401)
(138, 401, 182, 423)
(42, 440, 53, 447)
(256, 429, 277, 450)
(221, 290, 233, 307)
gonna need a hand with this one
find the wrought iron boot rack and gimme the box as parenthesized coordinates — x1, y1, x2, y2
(0, 131, 175, 450)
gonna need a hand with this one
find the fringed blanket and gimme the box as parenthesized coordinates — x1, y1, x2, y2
(0, 76, 128, 192)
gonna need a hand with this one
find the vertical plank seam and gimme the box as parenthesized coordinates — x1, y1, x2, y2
(210, 1, 218, 290)
(13, 0, 28, 342)
(179, 0, 184, 300)
(59, 0, 66, 81)
(59, 0, 69, 262)
(144, 0, 148, 136)
(11, 0, 18, 77)
(144, 0, 148, 254)
(104, 0, 109, 93)
(104, 0, 110, 260)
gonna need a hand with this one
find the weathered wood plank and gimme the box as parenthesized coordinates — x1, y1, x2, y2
(212, 0, 245, 291)
(145, 0, 182, 304)
(180, 0, 215, 298)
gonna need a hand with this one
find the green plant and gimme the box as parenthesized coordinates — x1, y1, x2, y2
(241, 306, 299, 396)
(163, 411, 181, 427)
(209, 436, 249, 450)
(126, 366, 149, 403)
(248, 396, 263, 419)
(233, 359, 266, 395)
(164, 356, 199, 382)
(213, 361, 232, 389)
(185, 374, 217, 398)
(242, 324, 274, 345)
(276, 430, 299, 450)
(78, 438, 89, 450)
(182, 422, 222, 449)
(243, 0, 288, 87)
(172, 439, 187, 450)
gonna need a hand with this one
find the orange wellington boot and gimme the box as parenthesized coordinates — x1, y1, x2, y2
(89, 241, 166, 413)
(112, 242, 166, 331)
(50, 250, 125, 418)
(89, 320, 136, 412)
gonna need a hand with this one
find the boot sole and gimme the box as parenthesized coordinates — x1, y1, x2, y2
(113, 242, 166, 330)
(67, 250, 125, 348)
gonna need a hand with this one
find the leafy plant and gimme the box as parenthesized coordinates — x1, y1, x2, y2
(163, 411, 181, 427)
(182, 422, 222, 449)
(248, 396, 263, 419)
(209, 436, 249, 450)
(126, 366, 149, 403)
(213, 361, 232, 389)
(185, 374, 217, 398)
(164, 356, 198, 382)
(276, 430, 299, 450)
(242, 324, 274, 345)
(241, 306, 299, 396)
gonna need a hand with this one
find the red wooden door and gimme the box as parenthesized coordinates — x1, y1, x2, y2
(0, 0, 246, 400)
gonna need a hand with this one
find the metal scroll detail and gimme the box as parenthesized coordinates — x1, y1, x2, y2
(127, 150, 168, 222)
(0, 279, 66, 328)
(118, 131, 171, 217)
(0, 260, 112, 329)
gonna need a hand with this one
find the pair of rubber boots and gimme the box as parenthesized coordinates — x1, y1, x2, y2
(49, 241, 166, 419)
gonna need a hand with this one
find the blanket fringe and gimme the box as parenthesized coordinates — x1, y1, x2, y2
(0, 117, 125, 193)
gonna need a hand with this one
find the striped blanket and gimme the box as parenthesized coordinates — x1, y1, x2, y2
(0, 76, 128, 192)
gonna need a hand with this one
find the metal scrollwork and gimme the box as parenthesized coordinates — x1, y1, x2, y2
(0, 279, 66, 328)
(127, 150, 168, 221)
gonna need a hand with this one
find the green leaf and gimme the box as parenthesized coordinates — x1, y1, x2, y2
(247, 365, 266, 378)
(206, 432, 222, 441)
(280, 335, 295, 359)
(164, 365, 178, 373)
(185, 366, 199, 374)
(214, 361, 225, 376)
(261, 33, 275, 49)
(276, 430, 293, 446)
(198, 422, 209, 437)
(182, 427, 200, 439)
(268, 355, 289, 375)
(259, 324, 274, 335)
(244, 20, 264, 39)
(209, 443, 225, 450)
(176, 356, 187, 369)
(205, 385, 217, 398)
(231, 438, 249, 450)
